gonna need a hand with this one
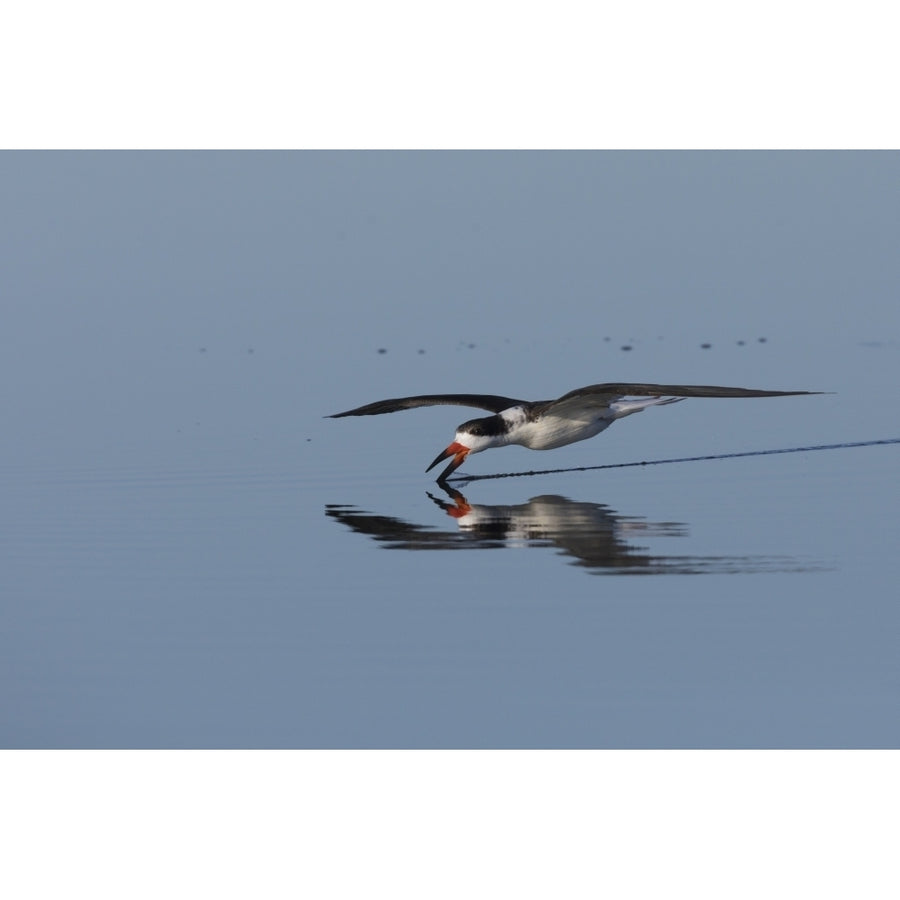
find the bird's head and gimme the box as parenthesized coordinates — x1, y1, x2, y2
(425, 415, 503, 481)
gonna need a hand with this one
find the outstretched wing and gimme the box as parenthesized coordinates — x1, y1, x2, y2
(328, 393, 525, 418)
(538, 383, 821, 417)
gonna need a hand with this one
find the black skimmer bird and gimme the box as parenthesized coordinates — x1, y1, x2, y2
(329, 382, 821, 481)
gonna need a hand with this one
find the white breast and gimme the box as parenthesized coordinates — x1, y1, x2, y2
(507, 413, 615, 450)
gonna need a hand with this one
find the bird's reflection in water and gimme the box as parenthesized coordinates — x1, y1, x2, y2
(326, 485, 823, 575)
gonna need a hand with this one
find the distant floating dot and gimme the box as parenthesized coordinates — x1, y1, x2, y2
(737, 340, 746, 346)
(620, 345, 633, 352)
(199, 347, 207, 353)
(758, 337, 767, 343)
(417, 349, 425, 355)
(377, 348, 387, 354)
(700, 342, 712, 349)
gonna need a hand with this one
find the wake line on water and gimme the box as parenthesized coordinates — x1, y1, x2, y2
(448, 438, 900, 484)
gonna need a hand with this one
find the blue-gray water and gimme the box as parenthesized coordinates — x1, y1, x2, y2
(2, 151, 898, 747)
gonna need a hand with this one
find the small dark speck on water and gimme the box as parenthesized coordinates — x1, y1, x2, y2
(620, 345, 633, 352)
(418, 349, 426, 355)
(377, 348, 387, 354)
(701, 342, 712, 349)
(199, 348, 207, 353)
(758, 337, 767, 343)
(737, 340, 746, 346)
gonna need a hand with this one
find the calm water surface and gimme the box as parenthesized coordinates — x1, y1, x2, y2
(4, 404, 897, 748)
(2, 151, 898, 746)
